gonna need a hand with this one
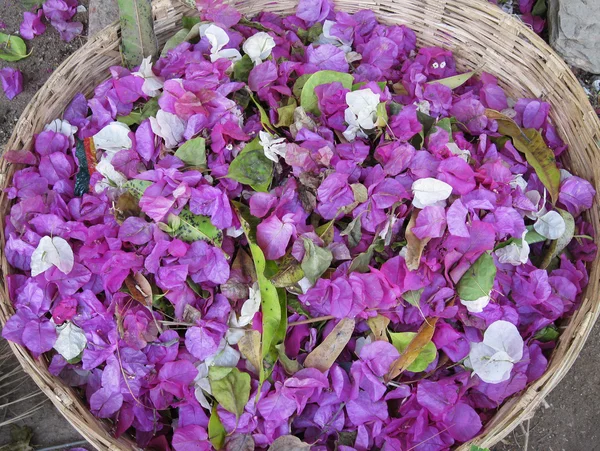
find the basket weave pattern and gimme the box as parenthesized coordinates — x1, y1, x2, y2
(1, 0, 599, 449)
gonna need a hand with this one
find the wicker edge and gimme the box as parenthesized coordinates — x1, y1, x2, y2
(0, 0, 598, 449)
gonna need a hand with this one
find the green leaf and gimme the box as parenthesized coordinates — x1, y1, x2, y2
(456, 252, 496, 301)
(74, 138, 91, 197)
(117, 0, 158, 69)
(341, 215, 362, 248)
(292, 73, 312, 99)
(0, 33, 30, 62)
(208, 407, 226, 450)
(276, 343, 302, 375)
(7, 425, 34, 451)
(182, 16, 201, 29)
(175, 209, 224, 245)
(234, 204, 283, 372)
(352, 81, 387, 91)
(249, 93, 276, 133)
(402, 289, 424, 307)
(271, 254, 305, 288)
(161, 28, 191, 57)
(389, 331, 437, 372)
(117, 97, 159, 126)
(540, 208, 575, 269)
(233, 54, 254, 83)
(300, 238, 333, 285)
(533, 325, 560, 342)
(275, 101, 297, 127)
(300, 70, 354, 116)
(125, 180, 223, 245)
(531, 0, 547, 17)
(469, 447, 490, 451)
(208, 367, 251, 418)
(486, 109, 560, 204)
(306, 23, 323, 43)
(227, 138, 273, 192)
(174, 136, 207, 168)
(426, 71, 475, 89)
(349, 239, 379, 273)
(21, 0, 44, 8)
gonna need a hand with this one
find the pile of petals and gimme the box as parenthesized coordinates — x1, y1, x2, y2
(20, 0, 84, 42)
(2, 0, 596, 449)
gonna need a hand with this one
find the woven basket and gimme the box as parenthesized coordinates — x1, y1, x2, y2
(1, 0, 599, 449)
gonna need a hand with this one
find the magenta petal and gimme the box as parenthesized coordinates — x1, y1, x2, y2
(0, 68, 23, 100)
(256, 214, 295, 260)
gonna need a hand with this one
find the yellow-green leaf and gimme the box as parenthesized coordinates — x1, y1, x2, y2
(0, 33, 30, 61)
(486, 109, 560, 203)
(275, 101, 297, 127)
(174, 136, 206, 168)
(390, 331, 437, 372)
(456, 252, 496, 301)
(426, 71, 475, 89)
(234, 204, 283, 377)
(208, 367, 251, 418)
(300, 70, 354, 116)
(161, 28, 190, 57)
(386, 318, 438, 380)
(208, 407, 226, 450)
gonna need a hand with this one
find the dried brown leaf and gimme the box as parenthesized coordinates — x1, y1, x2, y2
(386, 317, 438, 381)
(405, 209, 431, 271)
(304, 318, 355, 372)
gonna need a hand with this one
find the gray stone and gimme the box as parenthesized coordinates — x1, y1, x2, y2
(548, 0, 600, 74)
(88, 0, 119, 37)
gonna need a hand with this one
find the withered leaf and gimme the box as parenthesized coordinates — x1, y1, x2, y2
(304, 317, 355, 372)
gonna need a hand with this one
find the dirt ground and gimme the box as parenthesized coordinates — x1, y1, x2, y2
(1, 1, 600, 450)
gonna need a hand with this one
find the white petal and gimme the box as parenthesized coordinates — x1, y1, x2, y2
(212, 48, 242, 63)
(53, 322, 87, 361)
(411, 178, 453, 209)
(150, 110, 185, 149)
(93, 122, 132, 158)
(414, 100, 431, 115)
(226, 327, 246, 345)
(243, 32, 276, 65)
(495, 239, 529, 266)
(94, 158, 127, 193)
(49, 236, 75, 275)
(354, 335, 372, 356)
(204, 24, 230, 53)
(31, 236, 74, 277)
(346, 88, 380, 117)
(482, 320, 524, 362)
(211, 342, 240, 367)
(194, 387, 212, 410)
(469, 342, 514, 384)
(559, 169, 573, 181)
(509, 174, 528, 191)
(534, 210, 566, 240)
(297, 277, 313, 294)
(460, 295, 491, 313)
(30, 236, 56, 277)
(45, 119, 78, 140)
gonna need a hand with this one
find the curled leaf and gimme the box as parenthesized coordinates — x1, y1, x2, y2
(386, 317, 438, 380)
(486, 109, 560, 203)
(389, 331, 437, 372)
(405, 209, 430, 271)
(304, 318, 355, 372)
(0, 33, 30, 61)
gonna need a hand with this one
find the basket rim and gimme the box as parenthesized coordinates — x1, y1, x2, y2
(1, 0, 599, 450)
